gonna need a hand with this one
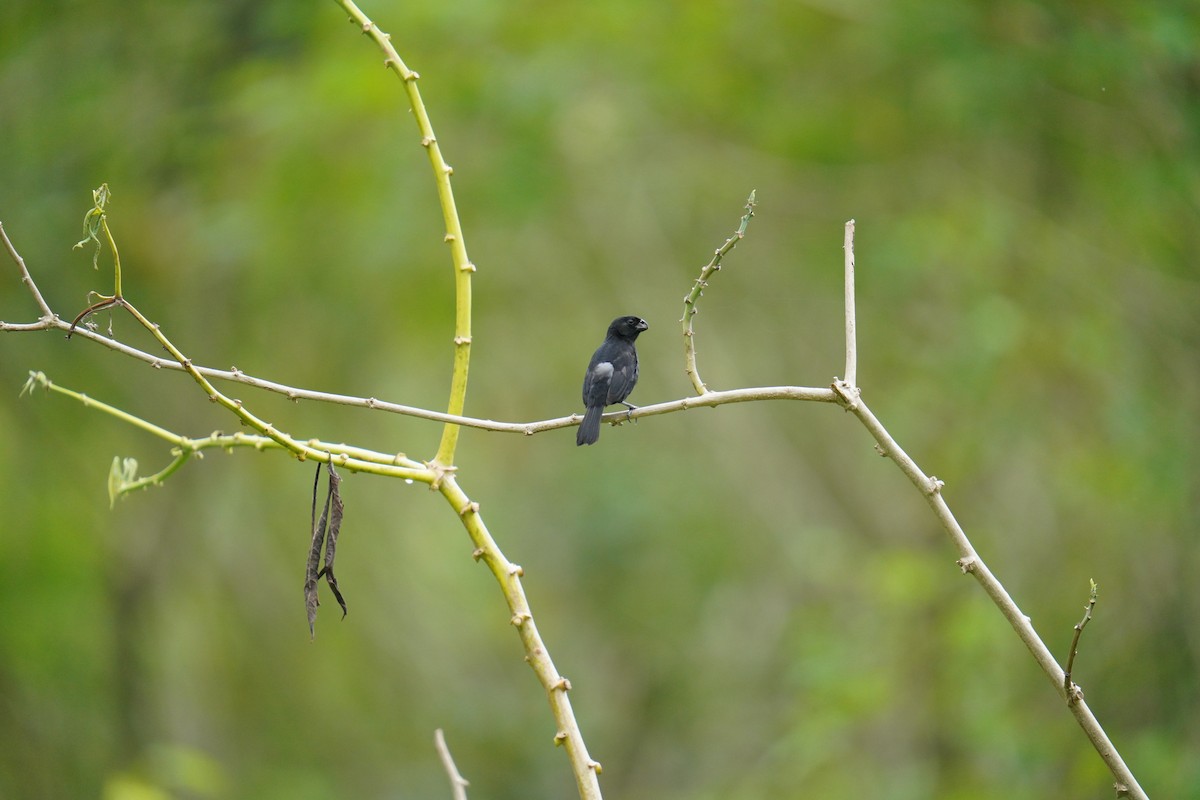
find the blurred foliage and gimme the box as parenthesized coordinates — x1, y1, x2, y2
(1, 1, 1198, 798)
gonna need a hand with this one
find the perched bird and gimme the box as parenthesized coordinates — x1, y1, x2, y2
(577, 315, 649, 446)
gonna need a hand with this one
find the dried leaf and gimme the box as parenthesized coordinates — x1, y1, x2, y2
(320, 462, 347, 618)
(305, 460, 348, 637)
(304, 461, 328, 638)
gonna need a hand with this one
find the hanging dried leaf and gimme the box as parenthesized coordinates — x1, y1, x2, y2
(304, 461, 327, 639)
(305, 459, 348, 638)
(319, 461, 347, 619)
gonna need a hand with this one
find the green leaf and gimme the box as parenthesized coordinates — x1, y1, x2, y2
(107, 455, 138, 508)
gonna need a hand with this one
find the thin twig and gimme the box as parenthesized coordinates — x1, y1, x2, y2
(1064, 579, 1099, 701)
(842, 219, 857, 387)
(681, 190, 756, 395)
(117, 293, 416, 475)
(23, 371, 429, 500)
(434, 729, 470, 800)
(5, 205, 432, 484)
(0, 221, 53, 319)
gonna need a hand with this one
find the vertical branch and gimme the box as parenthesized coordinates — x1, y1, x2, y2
(842, 219, 857, 388)
(434, 729, 470, 800)
(1063, 579, 1098, 700)
(681, 190, 756, 395)
(337, 8, 602, 797)
(338, 0, 474, 467)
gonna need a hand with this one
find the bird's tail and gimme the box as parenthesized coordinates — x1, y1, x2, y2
(576, 405, 604, 446)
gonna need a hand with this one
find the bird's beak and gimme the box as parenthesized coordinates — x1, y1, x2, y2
(637, 319, 649, 331)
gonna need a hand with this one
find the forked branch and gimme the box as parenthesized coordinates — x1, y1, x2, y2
(0, 5, 1148, 798)
(829, 228, 1145, 800)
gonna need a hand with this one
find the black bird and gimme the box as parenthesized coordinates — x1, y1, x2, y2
(577, 315, 648, 446)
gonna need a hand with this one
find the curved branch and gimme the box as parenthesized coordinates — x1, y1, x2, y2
(681, 190, 756, 394)
(338, 0, 474, 467)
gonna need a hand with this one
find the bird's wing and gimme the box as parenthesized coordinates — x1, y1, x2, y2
(583, 360, 614, 408)
(604, 348, 638, 405)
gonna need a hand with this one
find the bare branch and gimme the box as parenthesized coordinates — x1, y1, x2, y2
(840, 362, 1143, 796)
(842, 219, 857, 388)
(434, 729, 470, 800)
(0, 6, 1151, 797)
(0, 221, 53, 320)
(1064, 579, 1099, 702)
(681, 190, 756, 395)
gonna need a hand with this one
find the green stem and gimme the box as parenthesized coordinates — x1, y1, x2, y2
(338, 0, 474, 468)
(103, 215, 122, 298)
(24, 370, 431, 485)
(439, 475, 603, 800)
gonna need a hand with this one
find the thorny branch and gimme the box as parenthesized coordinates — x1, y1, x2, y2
(0, 8, 1148, 799)
(681, 190, 756, 395)
(1064, 579, 1099, 702)
(2, 202, 1146, 799)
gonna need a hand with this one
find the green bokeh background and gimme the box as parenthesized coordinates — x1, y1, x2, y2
(1, 2, 1197, 798)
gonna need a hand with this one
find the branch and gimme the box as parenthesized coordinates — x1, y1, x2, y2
(681, 190, 756, 395)
(6, 306, 837, 437)
(439, 475, 602, 800)
(0, 8, 1150, 796)
(5, 208, 833, 437)
(336, 0, 475, 468)
(1064, 579, 1098, 702)
(434, 729, 470, 800)
(22, 370, 430, 498)
(0, 221, 53, 320)
(26, 191, 417, 479)
(830, 225, 1145, 800)
(842, 219, 857, 388)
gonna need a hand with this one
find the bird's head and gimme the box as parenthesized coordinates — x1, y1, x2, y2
(609, 315, 649, 340)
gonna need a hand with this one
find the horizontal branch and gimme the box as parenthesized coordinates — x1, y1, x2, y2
(4, 314, 838, 432)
